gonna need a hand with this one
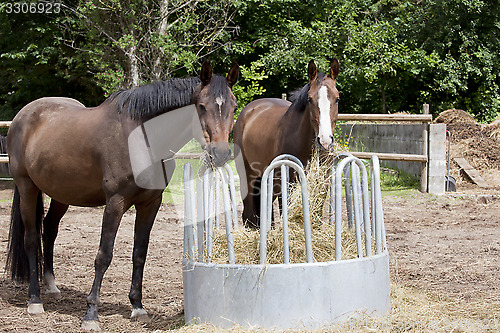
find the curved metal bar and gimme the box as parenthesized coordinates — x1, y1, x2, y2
(215, 171, 221, 229)
(218, 168, 235, 264)
(370, 155, 384, 254)
(260, 158, 312, 265)
(267, 154, 305, 229)
(196, 173, 205, 262)
(266, 154, 305, 231)
(270, 154, 305, 170)
(183, 163, 196, 262)
(330, 152, 354, 226)
(360, 161, 372, 257)
(333, 156, 370, 260)
(351, 163, 363, 257)
(204, 168, 214, 261)
(223, 164, 239, 229)
(345, 163, 354, 229)
(267, 168, 274, 231)
(281, 164, 290, 264)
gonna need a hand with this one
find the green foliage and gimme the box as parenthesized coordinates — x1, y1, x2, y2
(231, 61, 267, 118)
(1, 0, 499, 122)
(0, 3, 103, 120)
(72, 0, 237, 93)
(226, 0, 500, 121)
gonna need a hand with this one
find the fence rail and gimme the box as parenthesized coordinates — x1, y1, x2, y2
(338, 114, 432, 122)
(0, 113, 432, 164)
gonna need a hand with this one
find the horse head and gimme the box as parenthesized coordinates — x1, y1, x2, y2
(306, 59, 340, 151)
(196, 60, 239, 167)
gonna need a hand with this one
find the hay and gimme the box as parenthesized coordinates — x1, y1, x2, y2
(435, 109, 476, 124)
(485, 116, 500, 140)
(175, 281, 500, 332)
(209, 150, 372, 265)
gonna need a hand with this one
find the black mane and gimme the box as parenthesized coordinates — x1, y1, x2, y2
(287, 73, 326, 112)
(107, 75, 230, 119)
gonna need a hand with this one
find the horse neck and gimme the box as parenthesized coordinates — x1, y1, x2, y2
(278, 103, 315, 162)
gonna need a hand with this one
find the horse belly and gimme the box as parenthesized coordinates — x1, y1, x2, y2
(22, 113, 108, 206)
(28, 152, 106, 206)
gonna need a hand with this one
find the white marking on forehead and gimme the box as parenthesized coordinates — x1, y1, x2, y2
(317, 85, 333, 148)
(215, 96, 226, 115)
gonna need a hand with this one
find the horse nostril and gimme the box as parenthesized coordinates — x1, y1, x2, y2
(224, 148, 231, 160)
(211, 147, 218, 158)
(209, 145, 231, 166)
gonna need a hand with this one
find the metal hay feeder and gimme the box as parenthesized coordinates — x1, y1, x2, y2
(182, 153, 390, 329)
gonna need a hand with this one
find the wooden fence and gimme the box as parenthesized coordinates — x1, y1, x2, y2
(0, 113, 437, 191)
(0, 114, 432, 165)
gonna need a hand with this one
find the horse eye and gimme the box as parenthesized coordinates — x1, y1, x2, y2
(199, 104, 207, 112)
(335, 97, 340, 104)
(307, 97, 313, 103)
(233, 106, 238, 114)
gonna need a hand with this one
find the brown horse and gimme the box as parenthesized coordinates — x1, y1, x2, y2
(6, 61, 238, 329)
(234, 59, 339, 228)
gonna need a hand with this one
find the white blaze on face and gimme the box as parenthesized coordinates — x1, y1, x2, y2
(215, 96, 226, 116)
(317, 85, 333, 149)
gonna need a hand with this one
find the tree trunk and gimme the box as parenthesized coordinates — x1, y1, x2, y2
(153, 0, 170, 80)
(381, 83, 387, 113)
(128, 42, 140, 87)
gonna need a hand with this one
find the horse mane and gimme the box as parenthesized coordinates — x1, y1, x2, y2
(107, 75, 230, 119)
(287, 73, 327, 112)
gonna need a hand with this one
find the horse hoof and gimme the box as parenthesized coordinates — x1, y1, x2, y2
(81, 320, 100, 331)
(27, 302, 44, 314)
(45, 291, 62, 299)
(131, 308, 149, 322)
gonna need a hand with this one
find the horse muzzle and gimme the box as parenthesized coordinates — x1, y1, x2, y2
(206, 142, 232, 167)
(316, 135, 334, 151)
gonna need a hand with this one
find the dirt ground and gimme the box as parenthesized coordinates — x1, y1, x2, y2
(0, 181, 498, 332)
(0, 109, 498, 332)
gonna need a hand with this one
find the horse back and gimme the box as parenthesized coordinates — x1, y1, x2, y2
(234, 98, 291, 175)
(7, 97, 121, 206)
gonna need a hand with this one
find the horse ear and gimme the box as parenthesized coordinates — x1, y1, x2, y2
(200, 60, 213, 86)
(329, 58, 339, 80)
(226, 62, 239, 87)
(307, 60, 317, 82)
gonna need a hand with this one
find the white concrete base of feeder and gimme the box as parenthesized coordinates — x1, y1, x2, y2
(183, 251, 390, 330)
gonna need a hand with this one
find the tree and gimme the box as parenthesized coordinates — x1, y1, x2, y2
(224, 0, 499, 120)
(0, 1, 103, 120)
(62, 0, 238, 94)
(412, 0, 500, 121)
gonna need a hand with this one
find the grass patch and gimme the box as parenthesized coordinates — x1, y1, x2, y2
(379, 167, 420, 192)
(162, 140, 240, 205)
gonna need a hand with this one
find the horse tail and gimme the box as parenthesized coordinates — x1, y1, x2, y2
(5, 185, 44, 282)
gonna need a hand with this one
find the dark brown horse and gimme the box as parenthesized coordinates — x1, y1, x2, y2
(6, 61, 238, 330)
(234, 59, 339, 228)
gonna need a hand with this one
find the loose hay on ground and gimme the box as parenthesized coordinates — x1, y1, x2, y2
(173, 281, 500, 332)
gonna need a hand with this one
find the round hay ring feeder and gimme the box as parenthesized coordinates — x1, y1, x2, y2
(182, 154, 390, 329)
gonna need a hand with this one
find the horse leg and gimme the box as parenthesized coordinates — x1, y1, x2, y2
(82, 194, 128, 331)
(242, 176, 261, 228)
(42, 199, 68, 297)
(128, 195, 162, 322)
(16, 179, 44, 314)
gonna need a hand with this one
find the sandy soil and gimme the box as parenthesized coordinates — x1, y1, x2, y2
(0, 179, 498, 332)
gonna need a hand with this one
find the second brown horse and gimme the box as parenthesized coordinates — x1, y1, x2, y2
(234, 59, 340, 228)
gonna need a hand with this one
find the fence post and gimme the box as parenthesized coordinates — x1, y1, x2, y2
(427, 124, 447, 194)
(421, 104, 429, 193)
